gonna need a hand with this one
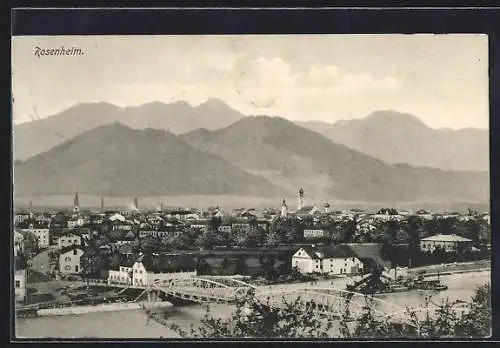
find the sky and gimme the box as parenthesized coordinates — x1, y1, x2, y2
(12, 34, 488, 129)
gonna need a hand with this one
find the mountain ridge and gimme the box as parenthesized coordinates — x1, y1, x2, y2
(13, 99, 246, 161)
(296, 110, 489, 171)
(181, 115, 489, 202)
(14, 122, 285, 198)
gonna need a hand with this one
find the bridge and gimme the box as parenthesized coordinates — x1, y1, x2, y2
(81, 276, 462, 329)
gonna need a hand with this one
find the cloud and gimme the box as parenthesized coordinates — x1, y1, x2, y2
(300, 65, 340, 87)
(231, 56, 297, 110)
(299, 65, 402, 93)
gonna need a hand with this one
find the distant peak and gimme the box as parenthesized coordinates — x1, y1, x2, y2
(66, 101, 120, 111)
(100, 121, 132, 131)
(365, 110, 427, 127)
(170, 100, 192, 107)
(196, 98, 230, 109)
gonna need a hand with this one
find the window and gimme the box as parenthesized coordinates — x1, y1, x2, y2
(75, 265, 79, 272)
(65, 265, 71, 271)
(15, 280, 20, 288)
(352, 258, 355, 262)
(73, 249, 78, 255)
(65, 256, 71, 262)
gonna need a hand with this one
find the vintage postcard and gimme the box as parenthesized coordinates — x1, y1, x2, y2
(12, 34, 491, 339)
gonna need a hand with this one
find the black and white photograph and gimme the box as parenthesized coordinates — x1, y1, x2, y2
(12, 33, 491, 339)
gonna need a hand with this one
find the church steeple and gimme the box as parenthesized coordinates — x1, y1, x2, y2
(281, 199, 288, 218)
(73, 192, 79, 213)
(298, 187, 304, 210)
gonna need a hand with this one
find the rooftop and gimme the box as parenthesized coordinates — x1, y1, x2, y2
(420, 234, 472, 242)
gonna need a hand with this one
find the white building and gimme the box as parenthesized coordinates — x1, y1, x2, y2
(303, 229, 327, 240)
(58, 232, 82, 249)
(15, 269, 27, 302)
(15, 213, 32, 224)
(420, 234, 473, 253)
(19, 223, 50, 249)
(218, 225, 232, 234)
(108, 260, 196, 287)
(108, 265, 134, 285)
(108, 213, 126, 222)
(14, 230, 24, 256)
(292, 245, 364, 275)
(59, 246, 84, 274)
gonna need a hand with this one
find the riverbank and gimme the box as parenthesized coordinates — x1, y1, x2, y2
(16, 271, 490, 339)
(36, 301, 173, 317)
(389, 259, 491, 279)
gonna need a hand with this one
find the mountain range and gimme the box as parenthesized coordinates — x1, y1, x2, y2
(14, 123, 281, 198)
(13, 99, 245, 161)
(13, 115, 488, 202)
(13, 100, 489, 203)
(297, 110, 489, 172)
(181, 116, 489, 202)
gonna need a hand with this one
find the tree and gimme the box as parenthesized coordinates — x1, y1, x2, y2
(196, 227, 217, 250)
(341, 216, 358, 243)
(80, 249, 102, 281)
(465, 219, 481, 245)
(405, 216, 422, 248)
(384, 220, 400, 243)
(264, 228, 282, 247)
(144, 283, 491, 339)
(22, 231, 39, 255)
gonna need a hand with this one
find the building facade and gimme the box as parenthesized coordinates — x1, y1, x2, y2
(15, 269, 26, 302)
(19, 223, 50, 249)
(59, 246, 84, 274)
(303, 229, 327, 240)
(420, 234, 473, 253)
(292, 245, 364, 275)
(58, 233, 82, 249)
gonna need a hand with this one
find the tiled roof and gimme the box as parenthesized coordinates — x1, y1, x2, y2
(59, 244, 85, 255)
(296, 206, 316, 214)
(299, 244, 358, 259)
(136, 253, 198, 273)
(60, 228, 91, 236)
(420, 234, 472, 242)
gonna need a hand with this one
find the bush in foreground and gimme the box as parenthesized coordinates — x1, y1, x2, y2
(143, 283, 490, 339)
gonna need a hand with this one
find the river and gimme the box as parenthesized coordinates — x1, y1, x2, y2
(16, 271, 490, 339)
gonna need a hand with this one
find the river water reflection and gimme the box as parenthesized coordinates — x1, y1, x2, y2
(16, 271, 490, 339)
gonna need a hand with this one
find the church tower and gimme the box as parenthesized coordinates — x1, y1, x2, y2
(324, 202, 330, 214)
(73, 192, 79, 213)
(281, 199, 288, 218)
(298, 187, 304, 210)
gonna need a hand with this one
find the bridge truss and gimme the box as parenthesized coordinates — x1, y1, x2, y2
(137, 276, 460, 329)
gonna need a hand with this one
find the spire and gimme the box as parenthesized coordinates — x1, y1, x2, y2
(101, 196, 104, 210)
(281, 198, 288, 218)
(73, 192, 79, 213)
(298, 187, 304, 210)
